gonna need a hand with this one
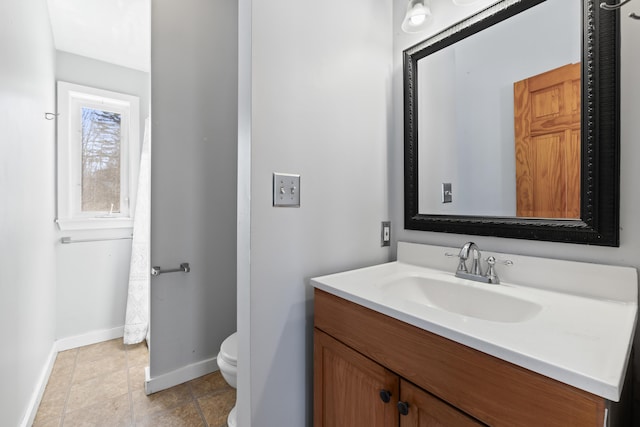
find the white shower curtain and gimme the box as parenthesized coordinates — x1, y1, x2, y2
(124, 118, 151, 345)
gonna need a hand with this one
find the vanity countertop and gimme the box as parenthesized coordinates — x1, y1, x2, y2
(310, 242, 638, 401)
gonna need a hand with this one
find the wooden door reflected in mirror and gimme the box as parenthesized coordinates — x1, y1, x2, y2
(514, 63, 581, 219)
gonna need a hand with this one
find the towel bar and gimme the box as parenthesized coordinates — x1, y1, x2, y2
(151, 263, 191, 276)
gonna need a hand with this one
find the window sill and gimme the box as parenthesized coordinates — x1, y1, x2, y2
(56, 217, 134, 231)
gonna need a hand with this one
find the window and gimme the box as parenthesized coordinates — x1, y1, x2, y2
(56, 82, 140, 230)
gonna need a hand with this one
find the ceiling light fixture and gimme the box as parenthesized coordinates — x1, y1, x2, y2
(401, 0, 433, 33)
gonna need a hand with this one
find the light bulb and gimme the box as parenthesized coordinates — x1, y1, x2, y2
(401, 0, 432, 33)
(410, 14, 426, 26)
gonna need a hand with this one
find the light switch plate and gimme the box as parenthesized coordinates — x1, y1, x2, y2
(273, 173, 301, 207)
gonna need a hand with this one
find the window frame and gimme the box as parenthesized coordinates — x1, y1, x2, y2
(56, 81, 140, 231)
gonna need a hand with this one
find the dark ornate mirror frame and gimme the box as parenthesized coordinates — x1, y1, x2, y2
(404, 0, 619, 246)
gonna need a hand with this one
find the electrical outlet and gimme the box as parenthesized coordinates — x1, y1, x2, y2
(442, 183, 452, 203)
(381, 221, 391, 247)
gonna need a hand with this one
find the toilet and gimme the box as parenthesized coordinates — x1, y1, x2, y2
(218, 332, 238, 427)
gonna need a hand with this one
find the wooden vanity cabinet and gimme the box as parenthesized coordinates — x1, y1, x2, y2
(314, 329, 483, 427)
(314, 330, 399, 427)
(313, 289, 608, 427)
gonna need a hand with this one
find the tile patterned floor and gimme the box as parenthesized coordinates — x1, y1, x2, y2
(33, 339, 235, 427)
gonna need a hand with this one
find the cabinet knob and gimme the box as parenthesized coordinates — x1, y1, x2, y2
(379, 389, 392, 403)
(397, 401, 410, 416)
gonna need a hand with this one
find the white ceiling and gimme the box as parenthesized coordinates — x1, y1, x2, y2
(47, 0, 150, 72)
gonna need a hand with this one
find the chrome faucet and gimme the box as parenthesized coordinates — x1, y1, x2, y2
(455, 242, 499, 284)
(458, 242, 482, 275)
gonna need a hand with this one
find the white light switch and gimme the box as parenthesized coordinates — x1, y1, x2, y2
(273, 173, 301, 207)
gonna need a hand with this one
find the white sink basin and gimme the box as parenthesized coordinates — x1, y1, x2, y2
(376, 275, 542, 323)
(311, 242, 638, 401)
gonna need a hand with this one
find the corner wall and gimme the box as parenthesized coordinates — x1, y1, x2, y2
(149, 0, 238, 386)
(0, 0, 57, 425)
(240, 0, 393, 424)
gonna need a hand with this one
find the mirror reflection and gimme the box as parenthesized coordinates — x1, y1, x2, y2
(416, 0, 581, 218)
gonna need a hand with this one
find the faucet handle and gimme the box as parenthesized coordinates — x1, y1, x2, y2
(484, 256, 500, 284)
(483, 256, 513, 267)
(445, 252, 468, 273)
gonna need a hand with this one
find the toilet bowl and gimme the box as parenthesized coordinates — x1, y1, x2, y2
(218, 332, 237, 427)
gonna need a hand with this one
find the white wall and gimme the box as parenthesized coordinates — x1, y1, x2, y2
(54, 52, 150, 340)
(149, 0, 238, 383)
(392, 0, 640, 420)
(0, 0, 57, 425)
(239, 0, 393, 425)
(55, 236, 132, 339)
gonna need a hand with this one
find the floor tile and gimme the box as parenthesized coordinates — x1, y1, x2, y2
(125, 343, 149, 368)
(34, 397, 66, 425)
(49, 362, 75, 387)
(136, 402, 205, 427)
(128, 365, 146, 392)
(76, 339, 126, 364)
(131, 383, 192, 421)
(35, 337, 233, 427)
(198, 389, 236, 427)
(72, 352, 127, 383)
(189, 371, 230, 398)
(35, 374, 71, 424)
(54, 349, 78, 369)
(32, 417, 62, 427)
(65, 369, 129, 413)
(62, 392, 131, 427)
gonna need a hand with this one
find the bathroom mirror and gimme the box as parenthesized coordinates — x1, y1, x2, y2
(404, 0, 619, 246)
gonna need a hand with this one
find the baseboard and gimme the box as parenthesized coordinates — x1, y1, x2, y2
(20, 344, 57, 427)
(145, 356, 219, 395)
(55, 326, 124, 352)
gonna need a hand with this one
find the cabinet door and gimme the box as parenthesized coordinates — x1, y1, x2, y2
(314, 329, 399, 427)
(399, 380, 485, 427)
